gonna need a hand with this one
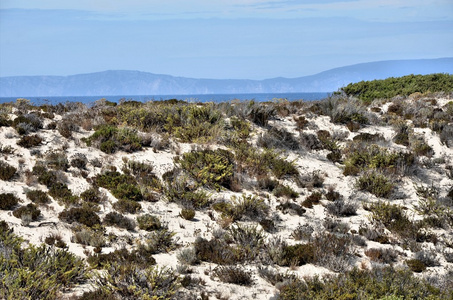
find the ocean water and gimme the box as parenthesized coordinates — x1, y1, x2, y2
(0, 92, 329, 105)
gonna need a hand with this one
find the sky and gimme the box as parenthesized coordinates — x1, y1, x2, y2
(0, 0, 452, 79)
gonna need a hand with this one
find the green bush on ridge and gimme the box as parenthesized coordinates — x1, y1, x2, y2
(342, 73, 453, 103)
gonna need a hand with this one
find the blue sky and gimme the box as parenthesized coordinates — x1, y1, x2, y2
(1, 1, 452, 79)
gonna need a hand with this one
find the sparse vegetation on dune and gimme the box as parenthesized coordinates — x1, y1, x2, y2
(0, 74, 452, 299)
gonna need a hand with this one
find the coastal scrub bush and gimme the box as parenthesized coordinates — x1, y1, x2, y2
(0, 193, 19, 210)
(45, 151, 70, 171)
(311, 232, 354, 272)
(276, 201, 306, 216)
(299, 133, 324, 150)
(176, 149, 234, 190)
(342, 73, 453, 103)
(163, 173, 211, 209)
(71, 226, 106, 248)
(137, 214, 162, 231)
(357, 172, 394, 198)
(194, 237, 236, 265)
(290, 224, 314, 241)
(70, 153, 88, 169)
(113, 199, 141, 214)
(343, 143, 415, 176)
(90, 264, 180, 300)
(58, 207, 101, 227)
(278, 266, 448, 300)
(95, 170, 143, 201)
(26, 189, 51, 205)
(142, 228, 178, 253)
(326, 199, 358, 217)
(365, 248, 398, 264)
(0, 161, 16, 180)
(368, 201, 417, 238)
(87, 247, 156, 269)
(406, 259, 427, 273)
(17, 134, 43, 148)
(273, 184, 299, 199)
(0, 230, 88, 300)
(103, 211, 136, 231)
(13, 203, 41, 221)
(257, 126, 300, 151)
(83, 124, 143, 153)
(247, 101, 275, 126)
(213, 266, 253, 286)
(229, 194, 269, 221)
(180, 208, 196, 220)
(12, 113, 43, 134)
(124, 160, 162, 190)
(177, 247, 199, 265)
(228, 224, 265, 261)
(302, 192, 322, 208)
(80, 187, 104, 204)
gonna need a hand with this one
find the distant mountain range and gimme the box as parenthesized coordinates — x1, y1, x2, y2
(1, 58, 452, 97)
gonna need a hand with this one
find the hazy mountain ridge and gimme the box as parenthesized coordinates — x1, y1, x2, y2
(1, 58, 452, 97)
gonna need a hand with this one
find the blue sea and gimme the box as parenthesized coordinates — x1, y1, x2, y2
(0, 92, 329, 105)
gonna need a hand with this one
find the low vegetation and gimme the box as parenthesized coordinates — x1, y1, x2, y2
(0, 74, 452, 298)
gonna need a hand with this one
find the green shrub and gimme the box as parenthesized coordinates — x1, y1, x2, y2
(125, 160, 162, 190)
(343, 143, 414, 176)
(45, 151, 69, 171)
(58, 207, 101, 227)
(0, 161, 16, 180)
(311, 232, 354, 272)
(176, 149, 234, 190)
(177, 247, 199, 265)
(406, 259, 427, 272)
(0, 193, 19, 210)
(276, 201, 306, 216)
(342, 73, 453, 103)
(0, 145, 15, 154)
(142, 228, 178, 253)
(103, 212, 136, 231)
(87, 247, 156, 269)
(13, 203, 41, 221)
(164, 174, 211, 209)
(365, 248, 398, 264)
(269, 156, 299, 179)
(70, 153, 88, 169)
(278, 266, 447, 299)
(257, 126, 300, 150)
(113, 199, 141, 214)
(12, 113, 43, 134)
(48, 182, 78, 205)
(357, 172, 394, 198)
(17, 134, 43, 148)
(136, 214, 162, 231)
(26, 189, 51, 205)
(229, 194, 269, 221)
(194, 237, 236, 265)
(90, 264, 180, 299)
(180, 208, 195, 220)
(83, 125, 143, 153)
(247, 101, 275, 126)
(71, 226, 106, 248)
(281, 243, 315, 266)
(302, 192, 322, 208)
(80, 187, 104, 203)
(368, 201, 417, 238)
(228, 224, 265, 261)
(0, 229, 87, 300)
(213, 266, 253, 286)
(273, 184, 299, 199)
(95, 170, 143, 201)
